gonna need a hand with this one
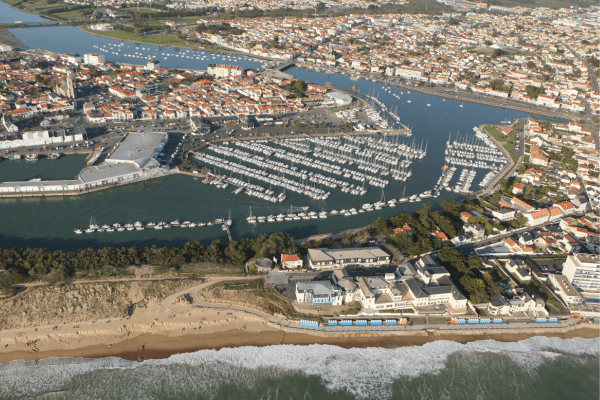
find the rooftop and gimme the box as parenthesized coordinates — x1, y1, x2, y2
(107, 131, 166, 169)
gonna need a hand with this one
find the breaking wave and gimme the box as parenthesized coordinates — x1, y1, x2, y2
(1, 336, 598, 399)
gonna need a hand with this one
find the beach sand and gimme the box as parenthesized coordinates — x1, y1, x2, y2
(1, 325, 598, 364)
(1, 276, 598, 364)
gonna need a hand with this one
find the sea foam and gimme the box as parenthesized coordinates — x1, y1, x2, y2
(0, 336, 597, 399)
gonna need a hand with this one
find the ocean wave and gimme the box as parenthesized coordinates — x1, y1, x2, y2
(1, 336, 597, 399)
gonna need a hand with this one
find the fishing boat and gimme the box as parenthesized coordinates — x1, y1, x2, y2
(89, 217, 99, 230)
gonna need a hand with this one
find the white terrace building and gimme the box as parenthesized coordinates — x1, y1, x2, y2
(296, 255, 468, 312)
(306, 247, 390, 270)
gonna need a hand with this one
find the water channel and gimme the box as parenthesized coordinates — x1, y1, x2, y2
(1, 3, 544, 250)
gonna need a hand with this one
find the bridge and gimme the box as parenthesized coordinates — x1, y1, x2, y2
(272, 60, 295, 71)
(0, 21, 61, 28)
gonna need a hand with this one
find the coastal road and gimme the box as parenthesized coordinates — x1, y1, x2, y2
(304, 64, 577, 120)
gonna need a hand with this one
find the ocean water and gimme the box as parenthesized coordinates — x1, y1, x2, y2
(1, 337, 598, 399)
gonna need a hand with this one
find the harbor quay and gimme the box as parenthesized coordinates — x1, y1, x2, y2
(0, 131, 176, 197)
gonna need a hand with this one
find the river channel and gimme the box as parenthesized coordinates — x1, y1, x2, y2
(1, 3, 545, 251)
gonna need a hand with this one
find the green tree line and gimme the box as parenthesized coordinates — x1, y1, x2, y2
(0, 233, 294, 286)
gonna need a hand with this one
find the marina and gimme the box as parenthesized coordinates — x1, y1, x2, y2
(0, 22, 544, 251)
(441, 127, 509, 195)
(193, 134, 428, 203)
(74, 216, 232, 234)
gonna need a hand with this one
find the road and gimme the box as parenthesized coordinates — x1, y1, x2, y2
(297, 63, 579, 120)
(456, 220, 559, 254)
(1, 275, 206, 290)
(561, 41, 599, 148)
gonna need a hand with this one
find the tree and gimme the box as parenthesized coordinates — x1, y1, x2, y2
(526, 61, 536, 69)
(526, 85, 544, 99)
(490, 79, 506, 92)
(492, 49, 507, 58)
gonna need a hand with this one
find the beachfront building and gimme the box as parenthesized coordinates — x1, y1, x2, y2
(296, 255, 468, 313)
(306, 247, 390, 270)
(563, 254, 600, 301)
(547, 274, 585, 306)
(295, 281, 343, 306)
(487, 292, 547, 316)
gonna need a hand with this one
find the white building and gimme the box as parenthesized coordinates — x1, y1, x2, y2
(89, 24, 113, 31)
(281, 254, 303, 269)
(504, 259, 532, 282)
(2, 114, 18, 133)
(296, 255, 468, 312)
(0, 43, 13, 52)
(83, 53, 105, 65)
(0, 128, 86, 149)
(146, 60, 160, 71)
(207, 64, 242, 78)
(563, 254, 600, 300)
(547, 274, 585, 305)
(295, 281, 343, 306)
(306, 247, 390, 270)
(491, 208, 515, 221)
(395, 66, 423, 80)
(487, 292, 546, 316)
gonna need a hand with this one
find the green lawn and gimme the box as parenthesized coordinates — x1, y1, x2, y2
(51, 10, 89, 20)
(81, 26, 193, 47)
(485, 125, 516, 152)
(170, 18, 201, 25)
(135, 8, 160, 15)
(485, 125, 506, 141)
(6, 0, 67, 12)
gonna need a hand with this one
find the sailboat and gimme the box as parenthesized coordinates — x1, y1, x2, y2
(246, 207, 257, 223)
(398, 187, 408, 203)
(460, 101, 464, 108)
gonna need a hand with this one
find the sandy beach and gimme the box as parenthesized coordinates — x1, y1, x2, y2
(2, 326, 598, 364)
(1, 276, 598, 364)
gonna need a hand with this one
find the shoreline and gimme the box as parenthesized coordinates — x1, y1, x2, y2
(295, 62, 575, 120)
(78, 26, 278, 62)
(1, 325, 598, 364)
